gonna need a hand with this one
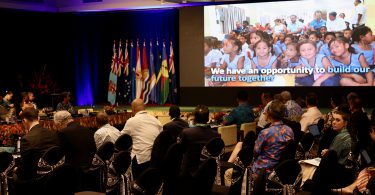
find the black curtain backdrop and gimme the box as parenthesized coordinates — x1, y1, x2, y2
(0, 8, 179, 107)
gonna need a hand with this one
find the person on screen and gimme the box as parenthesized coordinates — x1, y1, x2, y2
(229, 30, 239, 39)
(204, 37, 222, 69)
(296, 40, 339, 86)
(238, 33, 251, 59)
(309, 10, 326, 31)
(343, 29, 353, 41)
(326, 12, 347, 32)
(319, 32, 336, 57)
(287, 15, 304, 36)
(272, 19, 287, 36)
(319, 26, 328, 41)
(329, 37, 373, 86)
(309, 31, 323, 52)
(352, 26, 374, 67)
(220, 37, 250, 71)
(281, 43, 302, 69)
(249, 30, 263, 58)
(251, 39, 277, 70)
(275, 33, 287, 53)
(351, 0, 367, 28)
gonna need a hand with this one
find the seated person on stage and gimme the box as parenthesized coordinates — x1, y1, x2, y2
(1, 91, 16, 121)
(56, 92, 75, 114)
(54, 110, 96, 171)
(94, 111, 121, 149)
(222, 90, 255, 131)
(163, 105, 189, 140)
(300, 93, 323, 133)
(179, 105, 219, 177)
(15, 108, 60, 181)
(120, 98, 162, 179)
(20, 91, 37, 110)
(252, 100, 294, 177)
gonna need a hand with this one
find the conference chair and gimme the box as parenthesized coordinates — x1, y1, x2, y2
(131, 168, 163, 195)
(37, 146, 65, 175)
(115, 134, 133, 152)
(217, 125, 237, 153)
(107, 151, 132, 195)
(266, 159, 302, 194)
(160, 143, 183, 195)
(228, 146, 254, 195)
(44, 164, 81, 195)
(240, 122, 256, 141)
(0, 152, 13, 195)
(192, 158, 217, 195)
(201, 137, 225, 186)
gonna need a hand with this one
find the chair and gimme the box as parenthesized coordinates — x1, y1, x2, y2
(37, 146, 65, 175)
(106, 151, 132, 195)
(228, 146, 254, 195)
(97, 142, 115, 162)
(160, 143, 183, 195)
(192, 158, 217, 195)
(279, 140, 297, 163)
(115, 134, 133, 152)
(201, 137, 225, 185)
(217, 125, 237, 153)
(150, 131, 176, 169)
(266, 159, 302, 194)
(240, 122, 256, 141)
(131, 168, 163, 195)
(296, 133, 314, 160)
(0, 152, 13, 195)
(44, 164, 81, 195)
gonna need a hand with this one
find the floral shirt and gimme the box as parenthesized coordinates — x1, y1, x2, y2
(252, 121, 294, 175)
(285, 100, 303, 122)
(224, 103, 254, 130)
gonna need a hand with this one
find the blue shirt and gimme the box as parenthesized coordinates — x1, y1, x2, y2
(224, 103, 254, 130)
(319, 44, 332, 57)
(309, 19, 326, 30)
(253, 55, 277, 70)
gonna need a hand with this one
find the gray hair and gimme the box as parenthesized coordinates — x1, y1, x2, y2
(54, 110, 73, 125)
(280, 91, 292, 102)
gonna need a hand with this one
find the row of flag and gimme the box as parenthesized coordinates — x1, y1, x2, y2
(107, 39, 177, 105)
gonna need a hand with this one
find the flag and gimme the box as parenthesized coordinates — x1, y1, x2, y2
(169, 41, 177, 104)
(117, 40, 124, 76)
(130, 41, 136, 102)
(122, 40, 131, 103)
(135, 40, 142, 99)
(149, 40, 157, 104)
(124, 40, 130, 76)
(107, 40, 118, 105)
(151, 40, 161, 104)
(141, 40, 151, 104)
(157, 42, 169, 105)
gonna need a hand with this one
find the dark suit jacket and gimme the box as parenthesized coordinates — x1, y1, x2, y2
(57, 122, 96, 171)
(17, 124, 60, 180)
(163, 118, 189, 140)
(179, 126, 218, 177)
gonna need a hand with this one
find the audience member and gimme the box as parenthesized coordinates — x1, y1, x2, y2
(223, 91, 254, 131)
(94, 111, 121, 149)
(300, 93, 323, 132)
(252, 100, 294, 177)
(324, 94, 345, 131)
(121, 98, 162, 179)
(163, 105, 189, 140)
(309, 10, 326, 31)
(280, 91, 303, 122)
(54, 110, 96, 171)
(56, 92, 74, 114)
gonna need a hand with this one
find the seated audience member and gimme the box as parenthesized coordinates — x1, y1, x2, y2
(179, 105, 218, 177)
(223, 91, 254, 131)
(258, 92, 273, 115)
(20, 92, 36, 111)
(1, 91, 15, 121)
(300, 93, 323, 133)
(56, 92, 75, 114)
(15, 108, 60, 180)
(321, 111, 352, 165)
(163, 105, 189, 140)
(257, 94, 282, 129)
(121, 98, 162, 179)
(94, 111, 121, 149)
(54, 110, 96, 171)
(324, 94, 345, 131)
(280, 91, 303, 122)
(252, 100, 294, 177)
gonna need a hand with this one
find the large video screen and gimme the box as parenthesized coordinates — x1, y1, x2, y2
(204, 0, 375, 87)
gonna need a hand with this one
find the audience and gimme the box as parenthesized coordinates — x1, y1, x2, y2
(223, 91, 254, 132)
(324, 94, 345, 131)
(300, 93, 323, 133)
(163, 105, 189, 140)
(280, 91, 303, 122)
(56, 92, 75, 114)
(54, 110, 96, 171)
(94, 111, 121, 149)
(121, 98, 162, 179)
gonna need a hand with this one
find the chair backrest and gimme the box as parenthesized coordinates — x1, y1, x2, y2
(300, 132, 314, 152)
(112, 151, 132, 176)
(0, 152, 13, 173)
(115, 134, 132, 152)
(132, 168, 162, 195)
(238, 146, 254, 167)
(205, 137, 225, 157)
(274, 159, 301, 185)
(193, 158, 217, 195)
(44, 164, 80, 195)
(42, 146, 65, 166)
(240, 122, 256, 139)
(97, 142, 115, 162)
(218, 125, 237, 147)
(279, 140, 297, 163)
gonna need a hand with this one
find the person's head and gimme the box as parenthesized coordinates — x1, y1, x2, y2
(96, 111, 109, 127)
(62, 92, 71, 103)
(290, 15, 298, 23)
(243, 20, 249, 27)
(298, 39, 317, 60)
(299, 34, 309, 41)
(335, 32, 344, 38)
(21, 92, 30, 103)
(314, 10, 323, 20)
(354, 0, 361, 6)
(20, 108, 39, 129)
(4, 91, 13, 101)
(343, 29, 352, 40)
(319, 26, 327, 36)
(28, 92, 35, 102)
(274, 19, 281, 25)
(237, 90, 248, 103)
(285, 43, 298, 59)
(332, 110, 349, 131)
(339, 13, 345, 19)
(323, 32, 336, 44)
(229, 30, 239, 39)
(223, 37, 242, 55)
(369, 120, 375, 142)
(328, 12, 337, 21)
(204, 37, 214, 55)
(284, 35, 295, 45)
(169, 105, 181, 119)
(54, 110, 73, 130)
(309, 31, 321, 42)
(254, 39, 272, 57)
(236, 21, 242, 29)
(249, 30, 263, 46)
(329, 37, 356, 57)
(261, 92, 272, 106)
(131, 98, 145, 114)
(255, 22, 261, 27)
(352, 26, 373, 44)
(347, 92, 362, 111)
(280, 91, 292, 104)
(330, 94, 344, 108)
(278, 33, 286, 42)
(238, 33, 247, 45)
(193, 105, 209, 124)
(266, 100, 286, 122)
(305, 92, 318, 107)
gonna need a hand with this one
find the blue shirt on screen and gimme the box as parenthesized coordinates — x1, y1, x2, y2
(309, 19, 326, 30)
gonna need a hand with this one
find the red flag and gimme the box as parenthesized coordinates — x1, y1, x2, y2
(135, 40, 142, 99)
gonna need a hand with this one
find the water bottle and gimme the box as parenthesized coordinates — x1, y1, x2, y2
(17, 137, 21, 153)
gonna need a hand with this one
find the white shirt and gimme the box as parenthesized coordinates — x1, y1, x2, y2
(352, 4, 366, 25)
(257, 101, 272, 128)
(326, 18, 347, 32)
(300, 106, 323, 133)
(205, 49, 222, 67)
(121, 111, 162, 164)
(287, 21, 304, 35)
(94, 124, 121, 149)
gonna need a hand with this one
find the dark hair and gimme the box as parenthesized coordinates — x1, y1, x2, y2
(230, 30, 240, 36)
(250, 30, 264, 41)
(204, 37, 214, 49)
(262, 92, 273, 102)
(237, 90, 248, 101)
(331, 94, 344, 107)
(306, 93, 318, 106)
(243, 21, 249, 25)
(194, 105, 209, 124)
(20, 107, 39, 121)
(253, 39, 273, 57)
(329, 12, 337, 17)
(285, 34, 296, 42)
(333, 110, 350, 122)
(169, 105, 181, 119)
(335, 32, 344, 38)
(267, 100, 286, 120)
(309, 31, 321, 39)
(352, 26, 372, 43)
(286, 42, 298, 51)
(328, 37, 356, 54)
(5, 91, 13, 96)
(320, 26, 327, 30)
(227, 37, 242, 53)
(324, 32, 336, 40)
(96, 112, 109, 126)
(297, 39, 317, 52)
